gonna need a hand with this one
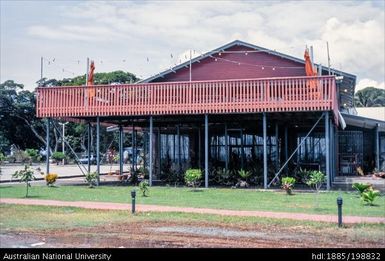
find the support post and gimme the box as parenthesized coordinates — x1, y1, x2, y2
(119, 125, 124, 176)
(375, 124, 380, 171)
(87, 122, 91, 173)
(177, 125, 181, 172)
(204, 114, 209, 188)
(96, 116, 100, 186)
(132, 124, 136, 173)
(46, 118, 50, 175)
(263, 113, 268, 189)
(240, 128, 244, 169)
(325, 112, 330, 190)
(284, 126, 288, 174)
(198, 127, 201, 169)
(225, 123, 229, 170)
(149, 116, 153, 186)
(275, 123, 279, 172)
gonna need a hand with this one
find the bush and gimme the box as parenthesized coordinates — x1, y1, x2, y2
(85, 172, 98, 188)
(139, 180, 149, 197)
(0, 152, 5, 163)
(281, 177, 296, 195)
(25, 149, 41, 162)
(306, 170, 326, 192)
(185, 169, 202, 189)
(45, 173, 58, 186)
(52, 152, 66, 162)
(361, 189, 380, 206)
(352, 183, 372, 195)
(238, 169, 251, 181)
(12, 165, 35, 197)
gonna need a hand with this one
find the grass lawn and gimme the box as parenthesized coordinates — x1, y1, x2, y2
(1, 204, 384, 248)
(1, 184, 384, 217)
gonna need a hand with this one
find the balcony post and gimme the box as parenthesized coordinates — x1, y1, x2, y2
(46, 118, 50, 175)
(205, 114, 209, 188)
(375, 124, 380, 171)
(263, 113, 268, 189)
(275, 123, 279, 172)
(96, 116, 100, 186)
(119, 125, 124, 176)
(284, 126, 288, 174)
(149, 116, 153, 186)
(87, 122, 91, 173)
(225, 122, 229, 171)
(325, 112, 330, 190)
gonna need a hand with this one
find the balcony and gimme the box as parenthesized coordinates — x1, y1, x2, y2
(36, 75, 337, 118)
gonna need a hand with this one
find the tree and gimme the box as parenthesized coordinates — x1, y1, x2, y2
(12, 165, 36, 197)
(354, 87, 385, 107)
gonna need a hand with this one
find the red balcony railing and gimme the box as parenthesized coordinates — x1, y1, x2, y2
(36, 75, 336, 118)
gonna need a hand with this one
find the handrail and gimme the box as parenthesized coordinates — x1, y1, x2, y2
(36, 76, 336, 118)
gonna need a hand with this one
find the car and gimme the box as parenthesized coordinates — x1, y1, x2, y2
(78, 155, 96, 165)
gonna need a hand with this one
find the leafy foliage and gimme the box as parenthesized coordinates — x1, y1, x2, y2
(306, 170, 326, 192)
(85, 172, 98, 188)
(51, 152, 66, 162)
(352, 183, 372, 195)
(12, 165, 35, 197)
(185, 169, 202, 189)
(361, 189, 381, 206)
(354, 87, 385, 107)
(45, 173, 58, 186)
(238, 169, 251, 180)
(281, 177, 296, 195)
(139, 179, 149, 197)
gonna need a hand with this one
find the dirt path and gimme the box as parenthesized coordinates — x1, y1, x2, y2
(1, 198, 384, 224)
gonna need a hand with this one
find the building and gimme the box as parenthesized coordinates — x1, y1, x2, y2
(36, 40, 385, 189)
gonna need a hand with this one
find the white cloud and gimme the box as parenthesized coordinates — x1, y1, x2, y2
(356, 78, 385, 92)
(1, 1, 383, 90)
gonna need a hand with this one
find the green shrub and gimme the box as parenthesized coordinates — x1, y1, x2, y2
(185, 169, 202, 189)
(139, 179, 149, 197)
(0, 152, 5, 163)
(281, 177, 296, 195)
(12, 165, 36, 197)
(25, 149, 41, 162)
(238, 169, 251, 181)
(52, 152, 66, 162)
(306, 170, 326, 192)
(361, 189, 381, 206)
(85, 172, 98, 188)
(352, 183, 372, 195)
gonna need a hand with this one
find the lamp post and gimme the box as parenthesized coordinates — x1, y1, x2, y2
(59, 122, 69, 164)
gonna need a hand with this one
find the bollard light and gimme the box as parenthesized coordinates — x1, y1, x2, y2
(131, 189, 136, 214)
(337, 196, 343, 227)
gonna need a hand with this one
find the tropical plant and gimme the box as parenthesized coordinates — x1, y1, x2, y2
(281, 177, 296, 195)
(238, 169, 251, 181)
(12, 165, 35, 197)
(85, 171, 98, 188)
(306, 170, 326, 192)
(0, 152, 5, 163)
(185, 169, 202, 189)
(45, 173, 58, 186)
(361, 189, 381, 206)
(25, 148, 41, 162)
(306, 170, 326, 208)
(139, 179, 149, 197)
(352, 183, 372, 195)
(354, 87, 385, 107)
(51, 152, 66, 162)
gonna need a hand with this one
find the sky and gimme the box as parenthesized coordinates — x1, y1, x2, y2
(1, 0, 384, 92)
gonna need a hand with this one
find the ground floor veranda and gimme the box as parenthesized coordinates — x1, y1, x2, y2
(45, 111, 384, 190)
